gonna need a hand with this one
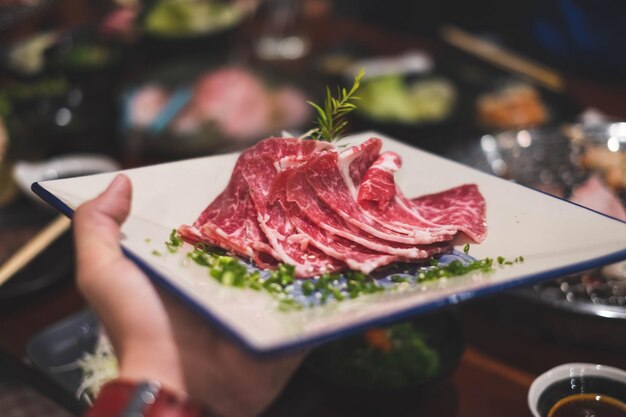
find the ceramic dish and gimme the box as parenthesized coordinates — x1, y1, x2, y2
(0, 196, 75, 303)
(31, 132, 626, 356)
(26, 309, 100, 413)
(0, 230, 73, 303)
(119, 60, 313, 159)
(528, 363, 626, 417)
(13, 154, 120, 206)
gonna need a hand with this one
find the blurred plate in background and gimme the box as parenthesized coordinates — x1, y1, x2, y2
(0, 197, 74, 304)
(27, 310, 99, 413)
(469, 122, 626, 350)
(120, 59, 314, 160)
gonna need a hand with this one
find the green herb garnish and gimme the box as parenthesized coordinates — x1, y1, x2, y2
(165, 229, 184, 253)
(179, 242, 385, 310)
(414, 257, 495, 283)
(184, 244, 303, 310)
(162, 231, 523, 311)
(308, 68, 365, 142)
(463, 243, 470, 254)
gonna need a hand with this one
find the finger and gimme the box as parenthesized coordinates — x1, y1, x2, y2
(73, 174, 132, 277)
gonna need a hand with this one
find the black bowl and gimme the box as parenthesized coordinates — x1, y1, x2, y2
(303, 309, 465, 412)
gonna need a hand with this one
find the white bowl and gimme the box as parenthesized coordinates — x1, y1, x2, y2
(528, 362, 626, 417)
(13, 154, 120, 206)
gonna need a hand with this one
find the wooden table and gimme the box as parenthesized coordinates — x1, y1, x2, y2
(1, 15, 625, 417)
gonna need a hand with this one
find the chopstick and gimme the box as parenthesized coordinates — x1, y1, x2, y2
(441, 25, 565, 92)
(0, 215, 71, 288)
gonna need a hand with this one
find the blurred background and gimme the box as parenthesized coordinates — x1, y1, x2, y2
(1, 0, 625, 165)
(1, 1, 626, 416)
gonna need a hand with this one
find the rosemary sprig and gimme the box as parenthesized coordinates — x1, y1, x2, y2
(307, 68, 365, 142)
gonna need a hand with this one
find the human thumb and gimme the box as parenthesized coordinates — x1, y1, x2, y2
(73, 174, 132, 275)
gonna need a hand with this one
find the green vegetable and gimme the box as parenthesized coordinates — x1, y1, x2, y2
(159, 231, 523, 312)
(177, 240, 385, 310)
(302, 281, 316, 296)
(358, 76, 456, 123)
(59, 44, 112, 69)
(312, 322, 440, 389)
(165, 229, 184, 253)
(0, 76, 70, 119)
(391, 275, 410, 283)
(144, 0, 243, 36)
(183, 244, 303, 310)
(308, 69, 364, 142)
(411, 254, 527, 283)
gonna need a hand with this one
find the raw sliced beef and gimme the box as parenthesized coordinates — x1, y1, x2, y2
(282, 164, 449, 259)
(408, 184, 487, 243)
(180, 136, 488, 278)
(357, 151, 399, 210)
(273, 167, 446, 273)
(356, 150, 485, 243)
(178, 163, 278, 269)
(340, 141, 457, 242)
(306, 147, 453, 244)
(337, 137, 382, 198)
(242, 152, 345, 277)
(179, 137, 333, 272)
(239, 136, 334, 169)
(285, 204, 399, 273)
(278, 190, 397, 273)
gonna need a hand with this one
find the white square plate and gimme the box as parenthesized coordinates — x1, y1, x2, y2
(33, 132, 626, 355)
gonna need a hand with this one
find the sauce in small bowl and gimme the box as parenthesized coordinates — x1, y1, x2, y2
(548, 393, 626, 417)
(529, 363, 626, 417)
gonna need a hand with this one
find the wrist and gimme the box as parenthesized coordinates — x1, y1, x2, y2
(118, 346, 187, 397)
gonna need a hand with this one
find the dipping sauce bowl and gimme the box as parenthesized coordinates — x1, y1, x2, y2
(528, 363, 626, 417)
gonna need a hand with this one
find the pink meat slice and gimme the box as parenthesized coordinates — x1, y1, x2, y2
(306, 146, 450, 244)
(190, 136, 325, 229)
(357, 152, 398, 210)
(283, 166, 448, 259)
(179, 136, 487, 277)
(355, 152, 458, 241)
(178, 137, 334, 271)
(271, 169, 400, 273)
(284, 202, 399, 273)
(356, 150, 487, 243)
(238, 136, 334, 170)
(338, 138, 383, 193)
(177, 163, 278, 269)
(242, 153, 345, 277)
(340, 140, 458, 241)
(191, 68, 272, 141)
(409, 184, 487, 243)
